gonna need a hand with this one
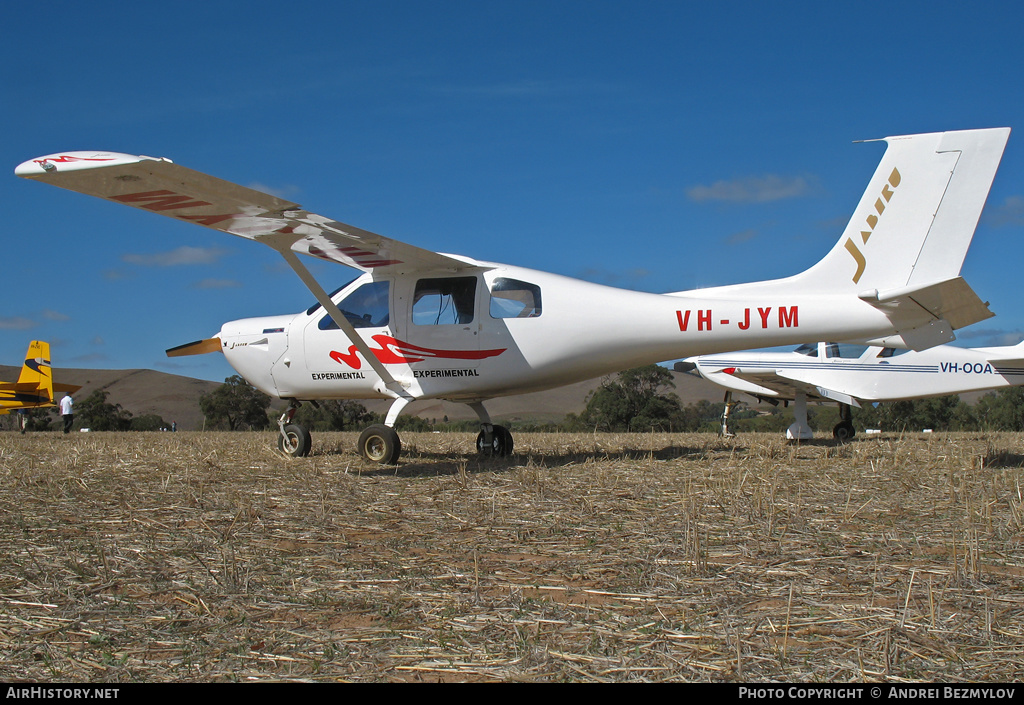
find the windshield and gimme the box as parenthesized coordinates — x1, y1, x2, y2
(318, 280, 391, 330)
(306, 276, 359, 315)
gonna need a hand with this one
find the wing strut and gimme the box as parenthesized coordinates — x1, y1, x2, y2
(276, 248, 413, 400)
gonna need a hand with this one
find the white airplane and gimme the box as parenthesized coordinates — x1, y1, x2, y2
(678, 340, 1024, 440)
(15, 128, 1010, 463)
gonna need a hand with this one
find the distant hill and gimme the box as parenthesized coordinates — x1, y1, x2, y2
(0, 365, 728, 430)
(0, 365, 220, 431)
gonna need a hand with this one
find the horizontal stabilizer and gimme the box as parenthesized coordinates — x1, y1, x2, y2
(859, 276, 992, 350)
(166, 338, 223, 357)
(859, 276, 992, 330)
(0, 381, 47, 392)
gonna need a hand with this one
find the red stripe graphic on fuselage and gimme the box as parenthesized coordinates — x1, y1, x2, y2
(329, 334, 506, 369)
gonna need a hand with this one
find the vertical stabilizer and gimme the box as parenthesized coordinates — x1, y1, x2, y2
(798, 127, 1010, 292)
(17, 341, 54, 404)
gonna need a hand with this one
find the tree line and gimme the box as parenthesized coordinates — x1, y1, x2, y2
(196, 366, 1024, 434)
(6, 389, 172, 433)
(8, 367, 1024, 434)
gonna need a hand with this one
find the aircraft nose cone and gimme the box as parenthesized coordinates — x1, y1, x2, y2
(219, 315, 294, 398)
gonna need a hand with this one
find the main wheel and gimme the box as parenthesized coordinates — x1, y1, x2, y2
(278, 424, 312, 457)
(476, 425, 513, 456)
(833, 421, 856, 442)
(358, 424, 401, 464)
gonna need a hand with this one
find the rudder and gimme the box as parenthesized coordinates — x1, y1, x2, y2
(17, 341, 54, 404)
(799, 127, 1010, 292)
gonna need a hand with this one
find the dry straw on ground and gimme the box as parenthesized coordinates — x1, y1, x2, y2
(1, 430, 1022, 682)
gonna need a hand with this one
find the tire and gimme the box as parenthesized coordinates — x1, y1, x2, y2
(476, 424, 513, 456)
(833, 421, 855, 442)
(358, 424, 402, 464)
(278, 424, 312, 457)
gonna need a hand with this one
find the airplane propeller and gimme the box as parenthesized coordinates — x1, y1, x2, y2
(166, 338, 222, 357)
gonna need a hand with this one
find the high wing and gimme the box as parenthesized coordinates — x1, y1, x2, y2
(15, 152, 476, 275)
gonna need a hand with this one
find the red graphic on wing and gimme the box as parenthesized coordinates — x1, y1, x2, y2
(329, 334, 506, 369)
(36, 155, 116, 165)
(308, 245, 402, 269)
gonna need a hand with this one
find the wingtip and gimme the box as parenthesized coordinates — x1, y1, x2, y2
(15, 151, 147, 178)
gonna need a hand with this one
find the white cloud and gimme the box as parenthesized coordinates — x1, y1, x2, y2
(248, 182, 300, 200)
(0, 316, 36, 330)
(985, 196, 1024, 227)
(69, 352, 110, 364)
(191, 278, 242, 289)
(41, 309, 70, 321)
(122, 246, 228, 267)
(687, 175, 814, 203)
(726, 228, 758, 245)
(954, 327, 1024, 347)
(103, 268, 134, 280)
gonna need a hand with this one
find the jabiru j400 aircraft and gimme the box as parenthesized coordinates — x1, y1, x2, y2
(15, 128, 1010, 462)
(0, 341, 81, 422)
(678, 339, 1024, 441)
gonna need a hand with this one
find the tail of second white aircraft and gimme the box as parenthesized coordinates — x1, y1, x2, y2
(688, 128, 1010, 348)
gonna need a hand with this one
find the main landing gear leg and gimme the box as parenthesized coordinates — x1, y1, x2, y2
(721, 391, 738, 438)
(469, 401, 513, 457)
(785, 391, 814, 441)
(833, 403, 856, 442)
(357, 397, 410, 465)
(278, 400, 312, 457)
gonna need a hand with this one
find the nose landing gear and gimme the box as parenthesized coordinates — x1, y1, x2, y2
(277, 401, 312, 457)
(832, 403, 856, 442)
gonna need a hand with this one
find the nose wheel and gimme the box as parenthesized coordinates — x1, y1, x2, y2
(277, 402, 312, 457)
(279, 423, 312, 456)
(832, 403, 856, 442)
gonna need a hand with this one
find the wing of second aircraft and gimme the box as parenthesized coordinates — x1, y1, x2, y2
(702, 364, 863, 407)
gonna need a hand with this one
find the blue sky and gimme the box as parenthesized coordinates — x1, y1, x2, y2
(3, 1, 1024, 382)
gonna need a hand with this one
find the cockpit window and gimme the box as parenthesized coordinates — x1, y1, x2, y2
(831, 344, 869, 359)
(413, 277, 477, 325)
(794, 344, 818, 357)
(318, 280, 390, 330)
(877, 347, 910, 358)
(489, 277, 542, 318)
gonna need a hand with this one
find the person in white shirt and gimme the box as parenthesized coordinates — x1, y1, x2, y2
(59, 393, 73, 434)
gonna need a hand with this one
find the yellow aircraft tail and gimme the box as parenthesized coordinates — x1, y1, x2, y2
(17, 341, 54, 400)
(0, 341, 79, 414)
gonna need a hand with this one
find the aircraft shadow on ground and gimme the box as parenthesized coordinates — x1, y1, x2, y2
(980, 450, 1024, 468)
(309, 443, 736, 479)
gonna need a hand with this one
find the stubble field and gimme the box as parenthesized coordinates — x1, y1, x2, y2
(1, 430, 1023, 682)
